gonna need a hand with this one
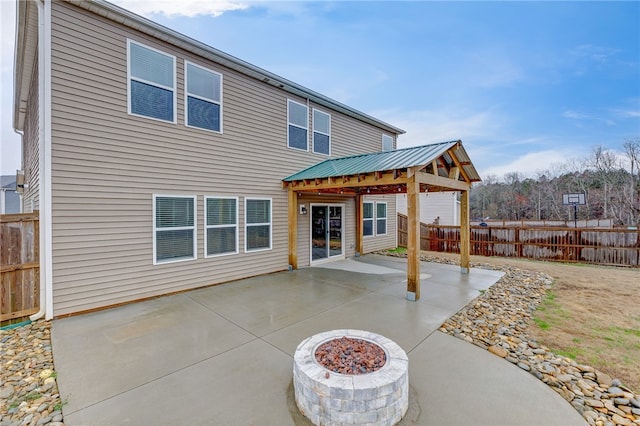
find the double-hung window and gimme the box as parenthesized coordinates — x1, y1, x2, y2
(362, 201, 387, 236)
(185, 61, 222, 132)
(128, 40, 176, 122)
(245, 198, 272, 251)
(205, 197, 237, 257)
(363, 202, 374, 237)
(382, 134, 394, 152)
(153, 195, 196, 264)
(376, 202, 387, 235)
(288, 100, 308, 150)
(312, 109, 331, 155)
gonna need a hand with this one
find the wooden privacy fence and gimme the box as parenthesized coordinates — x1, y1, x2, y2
(1, 212, 40, 323)
(397, 214, 640, 267)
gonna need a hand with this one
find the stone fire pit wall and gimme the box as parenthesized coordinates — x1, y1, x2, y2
(293, 329, 409, 425)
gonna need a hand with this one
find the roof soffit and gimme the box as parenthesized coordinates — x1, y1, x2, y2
(13, 0, 39, 132)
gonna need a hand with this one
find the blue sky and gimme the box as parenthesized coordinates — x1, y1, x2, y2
(1, 0, 639, 178)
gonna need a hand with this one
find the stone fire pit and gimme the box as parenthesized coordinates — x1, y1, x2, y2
(293, 329, 409, 425)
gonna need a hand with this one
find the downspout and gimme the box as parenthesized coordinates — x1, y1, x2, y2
(14, 129, 24, 213)
(30, 0, 53, 321)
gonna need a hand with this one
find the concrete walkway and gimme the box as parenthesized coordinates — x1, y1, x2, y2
(51, 254, 585, 425)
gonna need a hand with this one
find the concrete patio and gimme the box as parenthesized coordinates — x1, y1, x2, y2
(51, 254, 585, 425)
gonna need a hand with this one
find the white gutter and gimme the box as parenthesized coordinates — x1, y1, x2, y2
(30, 0, 53, 321)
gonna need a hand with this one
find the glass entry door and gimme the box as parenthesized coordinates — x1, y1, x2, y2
(311, 204, 343, 262)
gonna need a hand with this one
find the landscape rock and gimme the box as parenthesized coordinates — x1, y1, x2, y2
(597, 371, 614, 388)
(0, 320, 65, 425)
(400, 253, 640, 426)
(488, 345, 508, 358)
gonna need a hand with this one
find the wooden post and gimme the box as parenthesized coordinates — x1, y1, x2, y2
(288, 186, 297, 270)
(407, 178, 420, 301)
(460, 189, 470, 274)
(355, 193, 363, 255)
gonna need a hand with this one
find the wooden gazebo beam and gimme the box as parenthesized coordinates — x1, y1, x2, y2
(288, 186, 297, 270)
(284, 158, 475, 302)
(406, 175, 421, 301)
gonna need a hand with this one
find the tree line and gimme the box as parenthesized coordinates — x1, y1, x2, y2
(469, 139, 640, 227)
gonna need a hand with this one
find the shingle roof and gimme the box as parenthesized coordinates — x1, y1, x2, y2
(283, 141, 481, 182)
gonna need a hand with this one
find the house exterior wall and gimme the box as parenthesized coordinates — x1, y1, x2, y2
(296, 194, 355, 267)
(47, 1, 400, 316)
(396, 192, 460, 226)
(362, 194, 398, 252)
(22, 56, 40, 213)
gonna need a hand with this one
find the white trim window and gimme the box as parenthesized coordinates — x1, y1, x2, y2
(363, 202, 374, 237)
(363, 201, 387, 236)
(245, 198, 272, 252)
(288, 99, 308, 150)
(128, 40, 176, 123)
(312, 109, 331, 155)
(153, 195, 196, 264)
(185, 61, 222, 132)
(376, 202, 387, 235)
(205, 197, 238, 257)
(382, 134, 394, 152)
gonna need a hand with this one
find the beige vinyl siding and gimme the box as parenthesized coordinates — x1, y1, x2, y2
(49, 2, 399, 315)
(396, 192, 459, 226)
(22, 57, 40, 212)
(362, 195, 397, 253)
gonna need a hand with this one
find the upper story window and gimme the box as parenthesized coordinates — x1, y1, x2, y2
(288, 100, 308, 150)
(205, 197, 238, 257)
(382, 134, 394, 152)
(185, 61, 222, 132)
(153, 195, 196, 264)
(128, 40, 176, 123)
(313, 109, 331, 155)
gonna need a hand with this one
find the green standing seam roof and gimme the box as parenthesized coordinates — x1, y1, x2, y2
(284, 140, 480, 182)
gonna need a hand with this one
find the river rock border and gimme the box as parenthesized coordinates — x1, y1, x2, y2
(293, 329, 409, 426)
(381, 251, 640, 426)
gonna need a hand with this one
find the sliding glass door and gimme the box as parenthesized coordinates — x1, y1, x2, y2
(311, 204, 344, 262)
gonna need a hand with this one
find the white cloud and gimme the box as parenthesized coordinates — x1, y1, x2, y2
(570, 44, 620, 64)
(563, 110, 589, 120)
(112, 0, 248, 18)
(464, 49, 525, 88)
(611, 109, 640, 119)
(379, 108, 504, 149)
(480, 149, 574, 179)
(563, 109, 616, 126)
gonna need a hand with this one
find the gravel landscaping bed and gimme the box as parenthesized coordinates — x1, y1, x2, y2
(0, 321, 65, 426)
(384, 251, 640, 426)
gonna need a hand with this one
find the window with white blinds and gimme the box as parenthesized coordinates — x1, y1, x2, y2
(245, 198, 272, 251)
(205, 197, 237, 256)
(128, 40, 176, 122)
(185, 61, 222, 132)
(288, 100, 308, 150)
(153, 195, 196, 264)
